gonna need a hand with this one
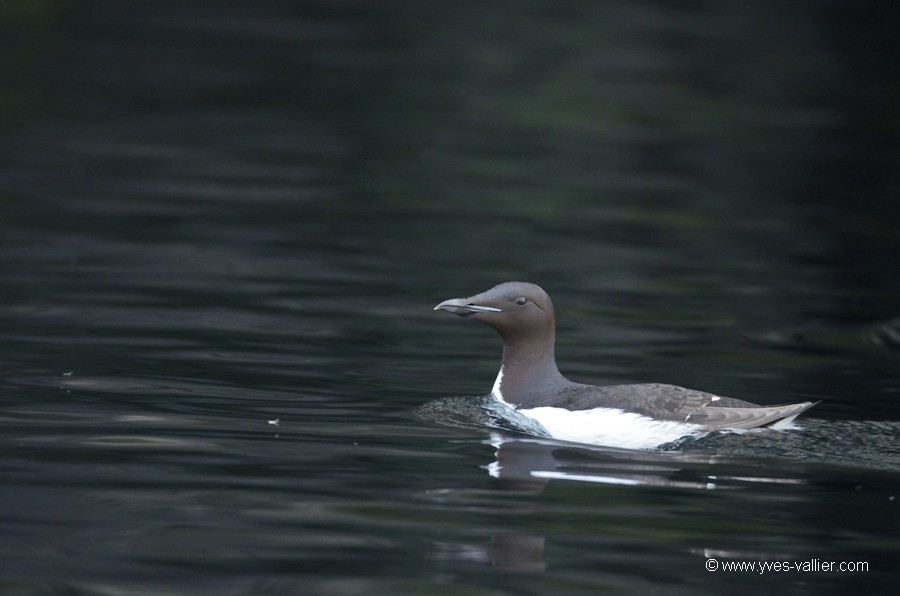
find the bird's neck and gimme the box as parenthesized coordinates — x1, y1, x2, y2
(493, 331, 568, 407)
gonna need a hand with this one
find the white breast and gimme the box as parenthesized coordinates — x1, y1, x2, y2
(519, 406, 706, 450)
(491, 366, 510, 404)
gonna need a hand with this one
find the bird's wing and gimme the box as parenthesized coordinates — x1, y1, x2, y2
(547, 383, 814, 430)
(557, 383, 725, 421)
(686, 401, 816, 431)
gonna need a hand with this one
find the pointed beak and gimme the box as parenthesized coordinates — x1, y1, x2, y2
(434, 297, 502, 317)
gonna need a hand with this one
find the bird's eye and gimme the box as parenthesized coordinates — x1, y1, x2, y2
(514, 296, 527, 306)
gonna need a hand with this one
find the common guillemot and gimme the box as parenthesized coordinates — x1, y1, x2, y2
(435, 281, 815, 449)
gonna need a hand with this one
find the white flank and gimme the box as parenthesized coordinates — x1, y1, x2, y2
(519, 406, 706, 450)
(766, 413, 802, 430)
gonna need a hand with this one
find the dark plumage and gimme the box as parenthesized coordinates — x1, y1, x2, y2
(435, 281, 815, 447)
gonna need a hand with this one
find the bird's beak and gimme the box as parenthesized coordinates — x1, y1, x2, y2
(434, 297, 502, 317)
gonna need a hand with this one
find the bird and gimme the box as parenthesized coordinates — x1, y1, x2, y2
(434, 281, 815, 449)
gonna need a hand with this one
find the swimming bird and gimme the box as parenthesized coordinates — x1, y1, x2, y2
(435, 281, 815, 449)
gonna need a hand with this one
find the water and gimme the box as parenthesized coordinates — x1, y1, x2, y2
(1, 1, 898, 594)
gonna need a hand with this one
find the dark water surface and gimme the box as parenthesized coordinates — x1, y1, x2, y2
(1, 1, 898, 594)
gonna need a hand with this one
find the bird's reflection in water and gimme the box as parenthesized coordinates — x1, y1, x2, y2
(486, 432, 736, 491)
(432, 432, 808, 572)
(418, 397, 814, 572)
